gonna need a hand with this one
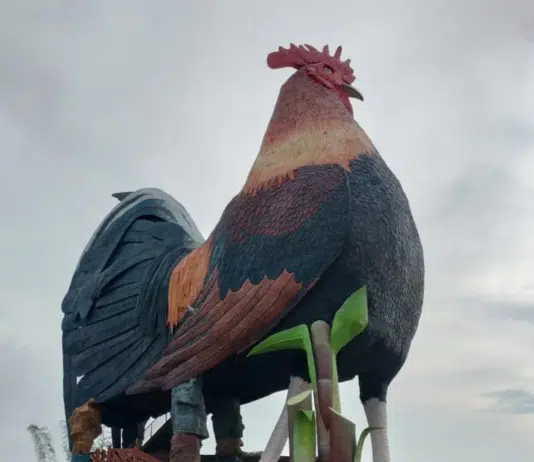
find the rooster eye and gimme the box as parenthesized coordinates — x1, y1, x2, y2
(324, 66, 334, 74)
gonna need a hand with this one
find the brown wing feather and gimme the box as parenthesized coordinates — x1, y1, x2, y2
(135, 270, 307, 391)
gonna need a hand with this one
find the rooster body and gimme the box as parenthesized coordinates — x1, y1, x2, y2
(62, 45, 423, 462)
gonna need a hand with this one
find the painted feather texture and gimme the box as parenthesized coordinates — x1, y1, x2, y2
(128, 69, 375, 393)
(129, 164, 351, 392)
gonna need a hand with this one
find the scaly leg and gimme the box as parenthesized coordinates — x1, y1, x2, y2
(69, 399, 102, 462)
(170, 377, 209, 462)
(212, 397, 244, 462)
(362, 398, 390, 462)
(359, 372, 392, 462)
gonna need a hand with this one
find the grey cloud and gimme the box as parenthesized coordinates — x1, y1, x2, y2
(458, 367, 517, 384)
(489, 303, 534, 325)
(458, 298, 534, 326)
(0, 343, 65, 461)
(483, 389, 534, 414)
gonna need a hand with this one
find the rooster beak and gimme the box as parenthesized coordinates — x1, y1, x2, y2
(342, 84, 364, 101)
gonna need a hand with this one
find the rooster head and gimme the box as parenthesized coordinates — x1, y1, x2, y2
(267, 43, 363, 113)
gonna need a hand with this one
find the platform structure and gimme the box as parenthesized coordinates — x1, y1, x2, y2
(91, 449, 291, 462)
(142, 414, 172, 454)
(87, 414, 292, 462)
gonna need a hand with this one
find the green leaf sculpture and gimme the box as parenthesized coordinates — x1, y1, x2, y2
(330, 286, 369, 411)
(330, 286, 368, 355)
(354, 426, 381, 462)
(287, 386, 314, 462)
(292, 410, 316, 462)
(249, 286, 371, 462)
(247, 324, 317, 388)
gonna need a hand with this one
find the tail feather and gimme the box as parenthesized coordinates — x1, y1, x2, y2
(61, 188, 204, 433)
(72, 329, 139, 376)
(78, 337, 147, 396)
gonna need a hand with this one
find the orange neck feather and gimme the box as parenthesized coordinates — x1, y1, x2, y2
(243, 70, 376, 195)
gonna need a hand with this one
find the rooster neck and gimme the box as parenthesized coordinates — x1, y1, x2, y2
(244, 71, 376, 195)
(263, 72, 354, 143)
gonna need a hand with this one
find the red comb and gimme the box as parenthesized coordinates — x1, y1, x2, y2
(267, 43, 355, 84)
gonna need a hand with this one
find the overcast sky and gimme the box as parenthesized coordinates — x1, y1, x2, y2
(1, 1, 534, 461)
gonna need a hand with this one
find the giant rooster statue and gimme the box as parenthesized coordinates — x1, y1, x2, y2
(62, 44, 424, 462)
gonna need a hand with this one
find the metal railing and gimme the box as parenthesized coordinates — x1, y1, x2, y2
(142, 412, 171, 445)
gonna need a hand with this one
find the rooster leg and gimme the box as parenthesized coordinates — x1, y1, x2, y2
(68, 399, 102, 461)
(111, 426, 121, 448)
(362, 397, 390, 462)
(122, 418, 148, 448)
(170, 376, 209, 462)
(135, 418, 149, 447)
(212, 397, 244, 462)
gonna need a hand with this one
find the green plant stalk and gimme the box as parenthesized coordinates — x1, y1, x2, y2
(248, 286, 370, 461)
(292, 410, 316, 462)
(310, 322, 333, 424)
(331, 357, 341, 413)
(354, 427, 381, 462)
(287, 390, 315, 462)
(313, 402, 330, 462)
(329, 286, 369, 413)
